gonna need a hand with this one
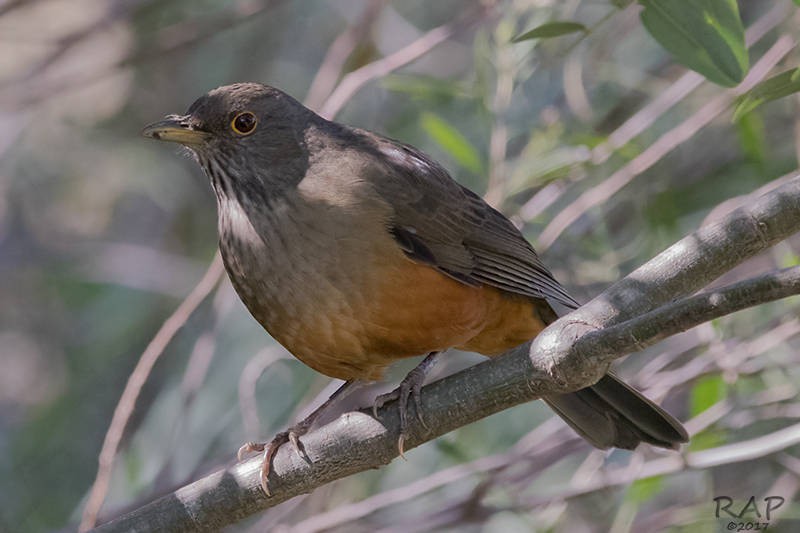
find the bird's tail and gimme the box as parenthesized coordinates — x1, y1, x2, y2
(543, 373, 688, 450)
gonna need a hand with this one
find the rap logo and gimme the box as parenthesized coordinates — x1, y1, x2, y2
(713, 496, 785, 520)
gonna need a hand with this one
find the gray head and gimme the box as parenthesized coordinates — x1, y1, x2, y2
(142, 83, 317, 201)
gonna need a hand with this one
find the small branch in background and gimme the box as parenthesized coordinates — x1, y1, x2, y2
(286, 418, 574, 533)
(484, 22, 514, 208)
(142, 283, 240, 496)
(592, 0, 789, 165)
(513, 421, 800, 509)
(537, 33, 796, 250)
(518, 0, 789, 224)
(318, 4, 492, 120)
(79, 253, 225, 532)
(1, 0, 147, 88)
(0, 0, 32, 18)
(238, 348, 287, 441)
(0, 0, 289, 110)
(703, 171, 800, 224)
(304, 0, 386, 111)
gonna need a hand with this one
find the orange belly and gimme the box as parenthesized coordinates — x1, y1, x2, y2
(368, 259, 548, 357)
(277, 250, 549, 381)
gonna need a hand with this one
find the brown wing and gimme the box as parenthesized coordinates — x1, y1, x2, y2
(357, 131, 580, 310)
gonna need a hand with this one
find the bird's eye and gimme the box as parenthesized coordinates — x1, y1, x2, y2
(231, 112, 257, 135)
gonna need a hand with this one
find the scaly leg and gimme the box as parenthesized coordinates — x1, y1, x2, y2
(238, 379, 363, 496)
(373, 351, 440, 456)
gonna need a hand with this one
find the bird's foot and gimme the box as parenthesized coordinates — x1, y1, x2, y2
(372, 352, 440, 457)
(237, 379, 360, 497)
(237, 418, 313, 496)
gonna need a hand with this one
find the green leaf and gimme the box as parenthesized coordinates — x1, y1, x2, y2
(628, 475, 664, 503)
(690, 374, 727, 416)
(382, 74, 474, 102)
(735, 111, 766, 165)
(512, 21, 587, 42)
(779, 247, 800, 269)
(420, 112, 484, 174)
(733, 68, 800, 121)
(689, 428, 725, 451)
(639, 0, 748, 87)
(779, 251, 800, 269)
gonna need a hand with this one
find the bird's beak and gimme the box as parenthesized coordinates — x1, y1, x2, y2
(141, 115, 210, 146)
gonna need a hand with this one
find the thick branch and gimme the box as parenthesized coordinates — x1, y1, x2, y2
(531, 174, 800, 388)
(576, 265, 800, 359)
(93, 175, 800, 531)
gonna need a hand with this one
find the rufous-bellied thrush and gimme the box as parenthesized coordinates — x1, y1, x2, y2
(143, 83, 687, 496)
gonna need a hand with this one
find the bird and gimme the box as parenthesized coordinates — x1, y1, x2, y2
(142, 82, 688, 495)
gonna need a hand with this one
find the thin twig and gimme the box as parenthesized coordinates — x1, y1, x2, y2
(304, 0, 386, 111)
(0, 0, 288, 110)
(518, 2, 789, 222)
(537, 34, 796, 249)
(238, 348, 287, 440)
(79, 253, 224, 531)
(703, 171, 800, 224)
(1, 0, 147, 88)
(521, 421, 800, 508)
(286, 419, 574, 533)
(317, 4, 491, 120)
(0, 0, 32, 18)
(592, 1, 789, 165)
(643, 318, 800, 398)
(483, 21, 514, 207)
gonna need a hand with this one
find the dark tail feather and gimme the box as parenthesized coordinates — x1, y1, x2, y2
(543, 373, 688, 450)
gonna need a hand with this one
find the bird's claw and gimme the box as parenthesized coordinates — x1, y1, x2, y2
(237, 424, 310, 496)
(372, 365, 429, 457)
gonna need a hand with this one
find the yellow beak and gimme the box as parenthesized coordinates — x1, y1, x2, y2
(141, 116, 210, 146)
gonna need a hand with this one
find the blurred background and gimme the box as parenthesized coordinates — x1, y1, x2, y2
(1, 0, 799, 531)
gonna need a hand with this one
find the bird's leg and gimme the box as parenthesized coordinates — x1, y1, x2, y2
(373, 351, 440, 456)
(238, 379, 363, 496)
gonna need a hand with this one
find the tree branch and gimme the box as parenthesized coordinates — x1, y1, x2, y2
(575, 265, 800, 359)
(532, 174, 800, 388)
(91, 175, 800, 531)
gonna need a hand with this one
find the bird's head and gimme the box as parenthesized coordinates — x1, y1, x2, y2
(142, 82, 315, 199)
(142, 82, 312, 151)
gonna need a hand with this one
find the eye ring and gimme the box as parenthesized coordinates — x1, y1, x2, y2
(231, 111, 257, 135)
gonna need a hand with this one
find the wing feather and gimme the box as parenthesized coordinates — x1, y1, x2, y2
(348, 129, 581, 310)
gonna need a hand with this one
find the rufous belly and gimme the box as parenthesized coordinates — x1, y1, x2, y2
(269, 249, 548, 381)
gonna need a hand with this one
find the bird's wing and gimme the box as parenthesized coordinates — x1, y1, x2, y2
(360, 132, 580, 310)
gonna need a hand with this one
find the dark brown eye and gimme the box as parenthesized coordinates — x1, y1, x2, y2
(231, 111, 257, 135)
